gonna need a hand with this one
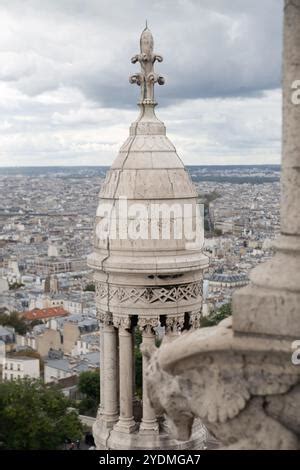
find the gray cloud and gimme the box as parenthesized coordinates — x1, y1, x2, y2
(0, 0, 283, 106)
(0, 0, 283, 166)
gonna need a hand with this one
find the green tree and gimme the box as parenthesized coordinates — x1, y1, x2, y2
(30, 319, 44, 328)
(213, 228, 223, 237)
(78, 370, 100, 416)
(0, 311, 28, 335)
(9, 282, 24, 290)
(200, 303, 232, 327)
(78, 370, 100, 401)
(83, 283, 95, 292)
(0, 379, 83, 449)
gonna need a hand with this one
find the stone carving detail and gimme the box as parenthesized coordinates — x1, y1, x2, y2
(95, 282, 109, 300)
(145, 319, 300, 449)
(138, 316, 160, 334)
(96, 281, 202, 305)
(189, 310, 201, 329)
(165, 314, 185, 334)
(130, 23, 164, 104)
(97, 309, 113, 326)
(113, 314, 132, 331)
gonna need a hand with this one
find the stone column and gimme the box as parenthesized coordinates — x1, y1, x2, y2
(139, 320, 159, 433)
(233, 0, 300, 338)
(102, 318, 119, 427)
(281, 0, 300, 236)
(99, 321, 104, 414)
(114, 318, 136, 433)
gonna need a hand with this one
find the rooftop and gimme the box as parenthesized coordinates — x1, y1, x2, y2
(22, 306, 69, 321)
(6, 355, 39, 362)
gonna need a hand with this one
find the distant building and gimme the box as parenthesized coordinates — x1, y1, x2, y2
(28, 257, 86, 275)
(44, 359, 75, 383)
(0, 325, 15, 352)
(2, 356, 40, 381)
(44, 352, 99, 384)
(44, 275, 59, 294)
(209, 273, 249, 291)
(36, 329, 62, 357)
(21, 306, 69, 322)
(0, 277, 9, 294)
(0, 340, 5, 380)
(63, 320, 99, 356)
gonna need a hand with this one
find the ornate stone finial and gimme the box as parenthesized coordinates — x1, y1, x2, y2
(130, 25, 165, 104)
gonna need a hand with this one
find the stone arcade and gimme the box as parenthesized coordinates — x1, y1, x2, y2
(88, 25, 208, 449)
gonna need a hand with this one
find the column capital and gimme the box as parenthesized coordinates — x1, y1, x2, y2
(98, 311, 113, 327)
(138, 316, 159, 335)
(113, 314, 132, 331)
(165, 314, 185, 334)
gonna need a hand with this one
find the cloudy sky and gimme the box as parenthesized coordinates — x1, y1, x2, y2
(0, 0, 283, 167)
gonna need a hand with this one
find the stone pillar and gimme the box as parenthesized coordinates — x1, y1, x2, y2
(281, 0, 300, 235)
(99, 321, 104, 414)
(114, 321, 136, 433)
(102, 319, 119, 427)
(233, 0, 300, 338)
(139, 321, 159, 433)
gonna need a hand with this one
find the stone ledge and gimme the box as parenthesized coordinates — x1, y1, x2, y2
(233, 284, 300, 338)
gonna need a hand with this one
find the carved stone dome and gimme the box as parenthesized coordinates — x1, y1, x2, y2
(88, 27, 208, 324)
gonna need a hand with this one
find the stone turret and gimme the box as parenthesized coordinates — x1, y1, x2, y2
(88, 25, 208, 449)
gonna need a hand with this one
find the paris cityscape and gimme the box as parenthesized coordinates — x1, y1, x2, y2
(0, 164, 281, 448)
(0, 0, 299, 458)
(0, 164, 281, 322)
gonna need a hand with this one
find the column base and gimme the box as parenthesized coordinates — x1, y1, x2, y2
(94, 418, 207, 450)
(114, 417, 138, 433)
(92, 415, 118, 450)
(139, 419, 159, 434)
(101, 413, 119, 429)
(96, 404, 104, 418)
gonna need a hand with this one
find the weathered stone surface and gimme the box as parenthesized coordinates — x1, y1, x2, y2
(146, 1, 300, 449)
(145, 319, 300, 449)
(233, 285, 300, 337)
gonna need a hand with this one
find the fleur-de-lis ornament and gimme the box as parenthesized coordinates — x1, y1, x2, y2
(130, 22, 165, 104)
